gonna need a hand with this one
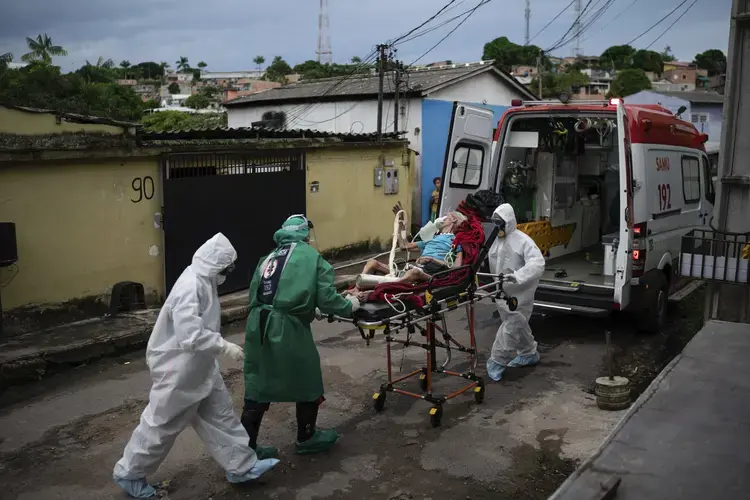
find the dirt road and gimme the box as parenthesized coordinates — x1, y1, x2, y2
(0, 293, 703, 500)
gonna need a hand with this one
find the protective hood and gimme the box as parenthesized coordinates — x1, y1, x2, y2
(190, 233, 237, 277)
(492, 203, 517, 235)
(273, 215, 310, 246)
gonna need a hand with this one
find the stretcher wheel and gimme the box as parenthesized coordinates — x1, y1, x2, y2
(418, 372, 428, 392)
(507, 296, 519, 312)
(473, 380, 486, 404)
(373, 391, 386, 413)
(429, 405, 443, 428)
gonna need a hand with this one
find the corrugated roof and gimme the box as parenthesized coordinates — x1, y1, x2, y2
(224, 62, 535, 106)
(139, 125, 405, 142)
(651, 90, 724, 104)
(3, 105, 140, 128)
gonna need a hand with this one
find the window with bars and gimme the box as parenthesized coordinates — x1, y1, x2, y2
(164, 152, 304, 179)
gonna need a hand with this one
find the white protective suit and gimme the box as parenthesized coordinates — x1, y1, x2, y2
(113, 233, 277, 497)
(487, 204, 546, 381)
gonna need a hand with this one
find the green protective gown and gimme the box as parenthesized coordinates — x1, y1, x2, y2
(244, 218, 353, 403)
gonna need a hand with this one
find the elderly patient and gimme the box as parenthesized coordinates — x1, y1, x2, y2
(350, 211, 466, 298)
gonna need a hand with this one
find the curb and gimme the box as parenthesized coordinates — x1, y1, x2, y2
(0, 305, 250, 392)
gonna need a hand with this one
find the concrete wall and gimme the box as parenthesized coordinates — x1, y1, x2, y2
(0, 107, 129, 136)
(0, 157, 164, 311)
(305, 145, 412, 253)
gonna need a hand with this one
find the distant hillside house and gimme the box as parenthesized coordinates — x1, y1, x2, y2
(223, 61, 536, 224)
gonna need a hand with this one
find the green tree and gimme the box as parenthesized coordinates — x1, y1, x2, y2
(531, 70, 590, 99)
(264, 56, 292, 83)
(184, 93, 210, 109)
(0, 63, 144, 121)
(199, 85, 221, 99)
(197, 61, 207, 70)
(482, 36, 546, 72)
(608, 68, 651, 98)
(143, 98, 161, 110)
(351, 56, 362, 64)
(661, 45, 676, 62)
(599, 45, 636, 70)
(168, 82, 180, 94)
(21, 34, 68, 64)
(694, 49, 727, 76)
(176, 56, 190, 73)
(141, 110, 227, 133)
(632, 50, 663, 74)
(133, 61, 165, 80)
(76, 58, 120, 84)
(0, 52, 12, 70)
(253, 55, 265, 74)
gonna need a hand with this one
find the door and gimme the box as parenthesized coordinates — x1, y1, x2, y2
(614, 102, 634, 308)
(439, 102, 495, 217)
(162, 151, 306, 295)
(701, 154, 715, 226)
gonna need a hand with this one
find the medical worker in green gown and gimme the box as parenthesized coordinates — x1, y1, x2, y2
(241, 215, 360, 458)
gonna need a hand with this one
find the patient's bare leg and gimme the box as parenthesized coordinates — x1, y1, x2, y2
(398, 268, 429, 285)
(362, 259, 389, 275)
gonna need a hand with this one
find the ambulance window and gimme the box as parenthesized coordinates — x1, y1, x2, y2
(450, 144, 484, 188)
(702, 156, 715, 205)
(681, 156, 701, 204)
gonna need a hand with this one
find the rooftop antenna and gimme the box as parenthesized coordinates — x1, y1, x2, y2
(524, 0, 531, 45)
(317, 0, 333, 65)
(573, 0, 583, 57)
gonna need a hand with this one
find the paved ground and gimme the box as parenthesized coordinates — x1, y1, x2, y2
(0, 291, 703, 500)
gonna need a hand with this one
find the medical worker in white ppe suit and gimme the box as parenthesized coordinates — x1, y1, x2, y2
(113, 233, 279, 498)
(487, 204, 546, 381)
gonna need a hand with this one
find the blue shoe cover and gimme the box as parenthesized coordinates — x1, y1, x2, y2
(114, 477, 157, 498)
(507, 352, 540, 368)
(226, 458, 280, 484)
(486, 359, 507, 381)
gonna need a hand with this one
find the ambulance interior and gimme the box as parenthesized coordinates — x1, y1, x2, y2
(498, 114, 621, 289)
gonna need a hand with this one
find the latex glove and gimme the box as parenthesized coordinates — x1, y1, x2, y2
(315, 308, 323, 321)
(503, 273, 518, 284)
(221, 341, 244, 362)
(346, 295, 361, 312)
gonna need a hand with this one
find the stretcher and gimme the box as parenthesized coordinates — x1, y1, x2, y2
(321, 226, 518, 427)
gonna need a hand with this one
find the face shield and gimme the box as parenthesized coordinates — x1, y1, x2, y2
(285, 214, 316, 244)
(491, 213, 507, 238)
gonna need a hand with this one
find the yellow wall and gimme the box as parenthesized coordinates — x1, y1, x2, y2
(306, 146, 412, 253)
(0, 107, 127, 136)
(0, 158, 164, 309)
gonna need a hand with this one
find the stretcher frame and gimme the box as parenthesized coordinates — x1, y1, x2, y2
(324, 226, 518, 427)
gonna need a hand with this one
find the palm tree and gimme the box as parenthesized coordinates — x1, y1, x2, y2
(86, 56, 114, 69)
(176, 56, 190, 73)
(253, 55, 265, 75)
(21, 34, 67, 64)
(120, 60, 131, 69)
(197, 61, 207, 70)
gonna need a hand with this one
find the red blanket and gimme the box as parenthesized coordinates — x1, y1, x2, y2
(367, 209, 485, 308)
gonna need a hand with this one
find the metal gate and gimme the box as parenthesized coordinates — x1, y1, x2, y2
(162, 151, 306, 295)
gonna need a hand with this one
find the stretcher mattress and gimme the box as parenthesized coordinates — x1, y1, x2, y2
(353, 281, 472, 324)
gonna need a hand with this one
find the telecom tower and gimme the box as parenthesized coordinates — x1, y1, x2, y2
(524, 0, 531, 46)
(317, 0, 333, 64)
(573, 0, 583, 57)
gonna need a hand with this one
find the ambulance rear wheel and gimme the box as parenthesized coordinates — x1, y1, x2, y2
(638, 272, 668, 334)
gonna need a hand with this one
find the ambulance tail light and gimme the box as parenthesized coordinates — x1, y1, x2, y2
(511, 99, 523, 107)
(632, 222, 648, 277)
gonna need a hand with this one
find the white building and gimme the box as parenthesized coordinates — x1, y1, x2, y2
(224, 61, 535, 223)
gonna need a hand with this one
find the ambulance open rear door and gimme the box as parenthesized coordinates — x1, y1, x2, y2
(614, 100, 634, 309)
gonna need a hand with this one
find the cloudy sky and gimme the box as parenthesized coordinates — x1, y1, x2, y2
(0, 0, 732, 72)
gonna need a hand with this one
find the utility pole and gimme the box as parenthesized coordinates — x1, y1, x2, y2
(573, 0, 583, 57)
(394, 61, 402, 133)
(524, 0, 531, 46)
(376, 44, 388, 140)
(537, 48, 543, 98)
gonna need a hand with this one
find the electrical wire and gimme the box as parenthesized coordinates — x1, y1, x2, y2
(624, 0, 691, 46)
(408, 0, 492, 67)
(546, 0, 618, 53)
(545, 0, 596, 52)
(390, 0, 461, 45)
(579, 0, 642, 44)
(644, 0, 700, 50)
(395, 1, 485, 45)
(528, 0, 577, 45)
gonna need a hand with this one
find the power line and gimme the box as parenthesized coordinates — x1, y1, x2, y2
(528, 0, 576, 44)
(408, 0, 492, 66)
(390, 0, 460, 45)
(546, 0, 617, 53)
(645, 0, 700, 50)
(579, 0, 642, 44)
(545, 0, 596, 52)
(624, 0, 690, 46)
(396, 0, 491, 45)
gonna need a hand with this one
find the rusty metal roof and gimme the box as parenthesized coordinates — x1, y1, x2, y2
(224, 62, 536, 106)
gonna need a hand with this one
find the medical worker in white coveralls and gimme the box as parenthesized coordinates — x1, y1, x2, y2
(112, 233, 279, 498)
(487, 204, 546, 381)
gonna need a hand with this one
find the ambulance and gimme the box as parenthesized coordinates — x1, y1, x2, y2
(438, 98, 714, 333)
